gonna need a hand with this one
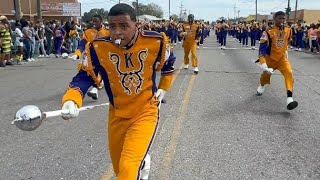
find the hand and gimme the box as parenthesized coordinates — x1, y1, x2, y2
(61, 101, 79, 120)
(264, 68, 274, 74)
(260, 63, 273, 74)
(155, 89, 167, 103)
(181, 32, 187, 36)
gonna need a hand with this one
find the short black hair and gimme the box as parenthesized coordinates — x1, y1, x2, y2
(108, 3, 136, 22)
(93, 14, 102, 21)
(274, 11, 285, 18)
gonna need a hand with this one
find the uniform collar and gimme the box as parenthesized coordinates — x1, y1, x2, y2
(123, 29, 139, 50)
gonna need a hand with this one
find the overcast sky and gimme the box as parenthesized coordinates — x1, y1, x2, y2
(78, 0, 319, 21)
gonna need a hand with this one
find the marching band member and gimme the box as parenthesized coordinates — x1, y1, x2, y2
(180, 14, 201, 74)
(74, 15, 110, 100)
(256, 11, 298, 110)
(61, 4, 176, 179)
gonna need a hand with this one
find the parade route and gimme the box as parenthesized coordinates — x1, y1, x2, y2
(1, 35, 320, 179)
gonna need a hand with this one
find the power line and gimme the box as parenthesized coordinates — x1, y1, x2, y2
(257, 0, 287, 12)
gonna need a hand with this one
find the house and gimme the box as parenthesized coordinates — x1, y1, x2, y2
(246, 14, 269, 22)
(0, 0, 80, 22)
(288, 9, 320, 24)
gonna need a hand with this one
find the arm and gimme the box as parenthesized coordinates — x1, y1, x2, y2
(22, 28, 30, 40)
(179, 25, 186, 37)
(45, 26, 53, 34)
(16, 28, 23, 38)
(158, 49, 176, 91)
(258, 31, 270, 64)
(62, 44, 100, 107)
(195, 25, 201, 40)
(157, 32, 176, 90)
(74, 30, 89, 57)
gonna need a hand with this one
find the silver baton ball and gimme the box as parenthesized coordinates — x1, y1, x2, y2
(12, 103, 109, 131)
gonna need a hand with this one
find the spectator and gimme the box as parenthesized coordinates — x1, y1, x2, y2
(44, 21, 54, 55)
(14, 21, 24, 64)
(0, 19, 12, 67)
(308, 24, 319, 53)
(20, 19, 33, 62)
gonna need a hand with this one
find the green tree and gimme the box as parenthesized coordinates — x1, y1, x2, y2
(170, 14, 179, 21)
(82, 8, 108, 23)
(132, 2, 163, 18)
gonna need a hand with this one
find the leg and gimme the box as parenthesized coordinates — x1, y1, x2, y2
(242, 35, 245, 45)
(260, 71, 272, 86)
(278, 58, 294, 94)
(46, 37, 53, 55)
(257, 59, 278, 95)
(87, 74, 102, 100)
(23, 39, 31, 60)
(108, 106, 128, 176)
(40, 40, 48, 56)
(251, 36, 254, 46)
(190, 42, 198, 67)
(56, 38, 62, 56)
(117, 101, 159, 180)
(277, 57, 298, 110)
(17, 46, 23, 62)
(0, 52, 4, 67)
(31, 40, 35, 59)
(34, 41, 40, 56)
(183, 44, 191, 65)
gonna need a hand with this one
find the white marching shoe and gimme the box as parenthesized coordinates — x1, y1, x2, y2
(257, 85, 265, 96)
(87, 87, 98, 100)
(98, 80, 104, 90)
(194, 67, 199, 74)
(286, 97, 298, 110)
(140, 154, 151, 180)
(183, 64, 189, 69)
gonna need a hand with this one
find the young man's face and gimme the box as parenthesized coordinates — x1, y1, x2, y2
(274, 15, 286, 28)
(92, 17, 101, 29)
(108, 14, 137, 48)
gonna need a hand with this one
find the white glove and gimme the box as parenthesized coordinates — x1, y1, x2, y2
(260, 63, 273, 74)
(155, 89, 166, 103)
(61, 101, 79, 120)
(70, 54, 78, 60)
(181, 32, 187, 36)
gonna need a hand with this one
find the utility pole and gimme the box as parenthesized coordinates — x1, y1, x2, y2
(255, 0, 258, 21)
(179, 1, 183, 21)
(119, 0, 120, 3)
(234, 3, 236, 20)
(238, 10, 240, 19)
(37, 0, 42, 20)
(286, 0, 290, 22)
(169, 0, 171, 19)
(136, 0, 139, 21)
(28, 0, 32, 20)
(294, 0, 298, 23)
(14, 0, 22, 20)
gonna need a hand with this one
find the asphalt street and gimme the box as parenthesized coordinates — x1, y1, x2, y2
(1, 35, 320, 180)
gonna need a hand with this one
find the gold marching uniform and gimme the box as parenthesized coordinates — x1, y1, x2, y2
(181, 22, 200, 67)
(62, 30, 175, 179)
(75, 26, 110, 88)
(259, 26, 293, 93)
(75, 26, 110, 58)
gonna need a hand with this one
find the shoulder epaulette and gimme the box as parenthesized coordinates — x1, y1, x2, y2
(141, 30, 163, 38)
